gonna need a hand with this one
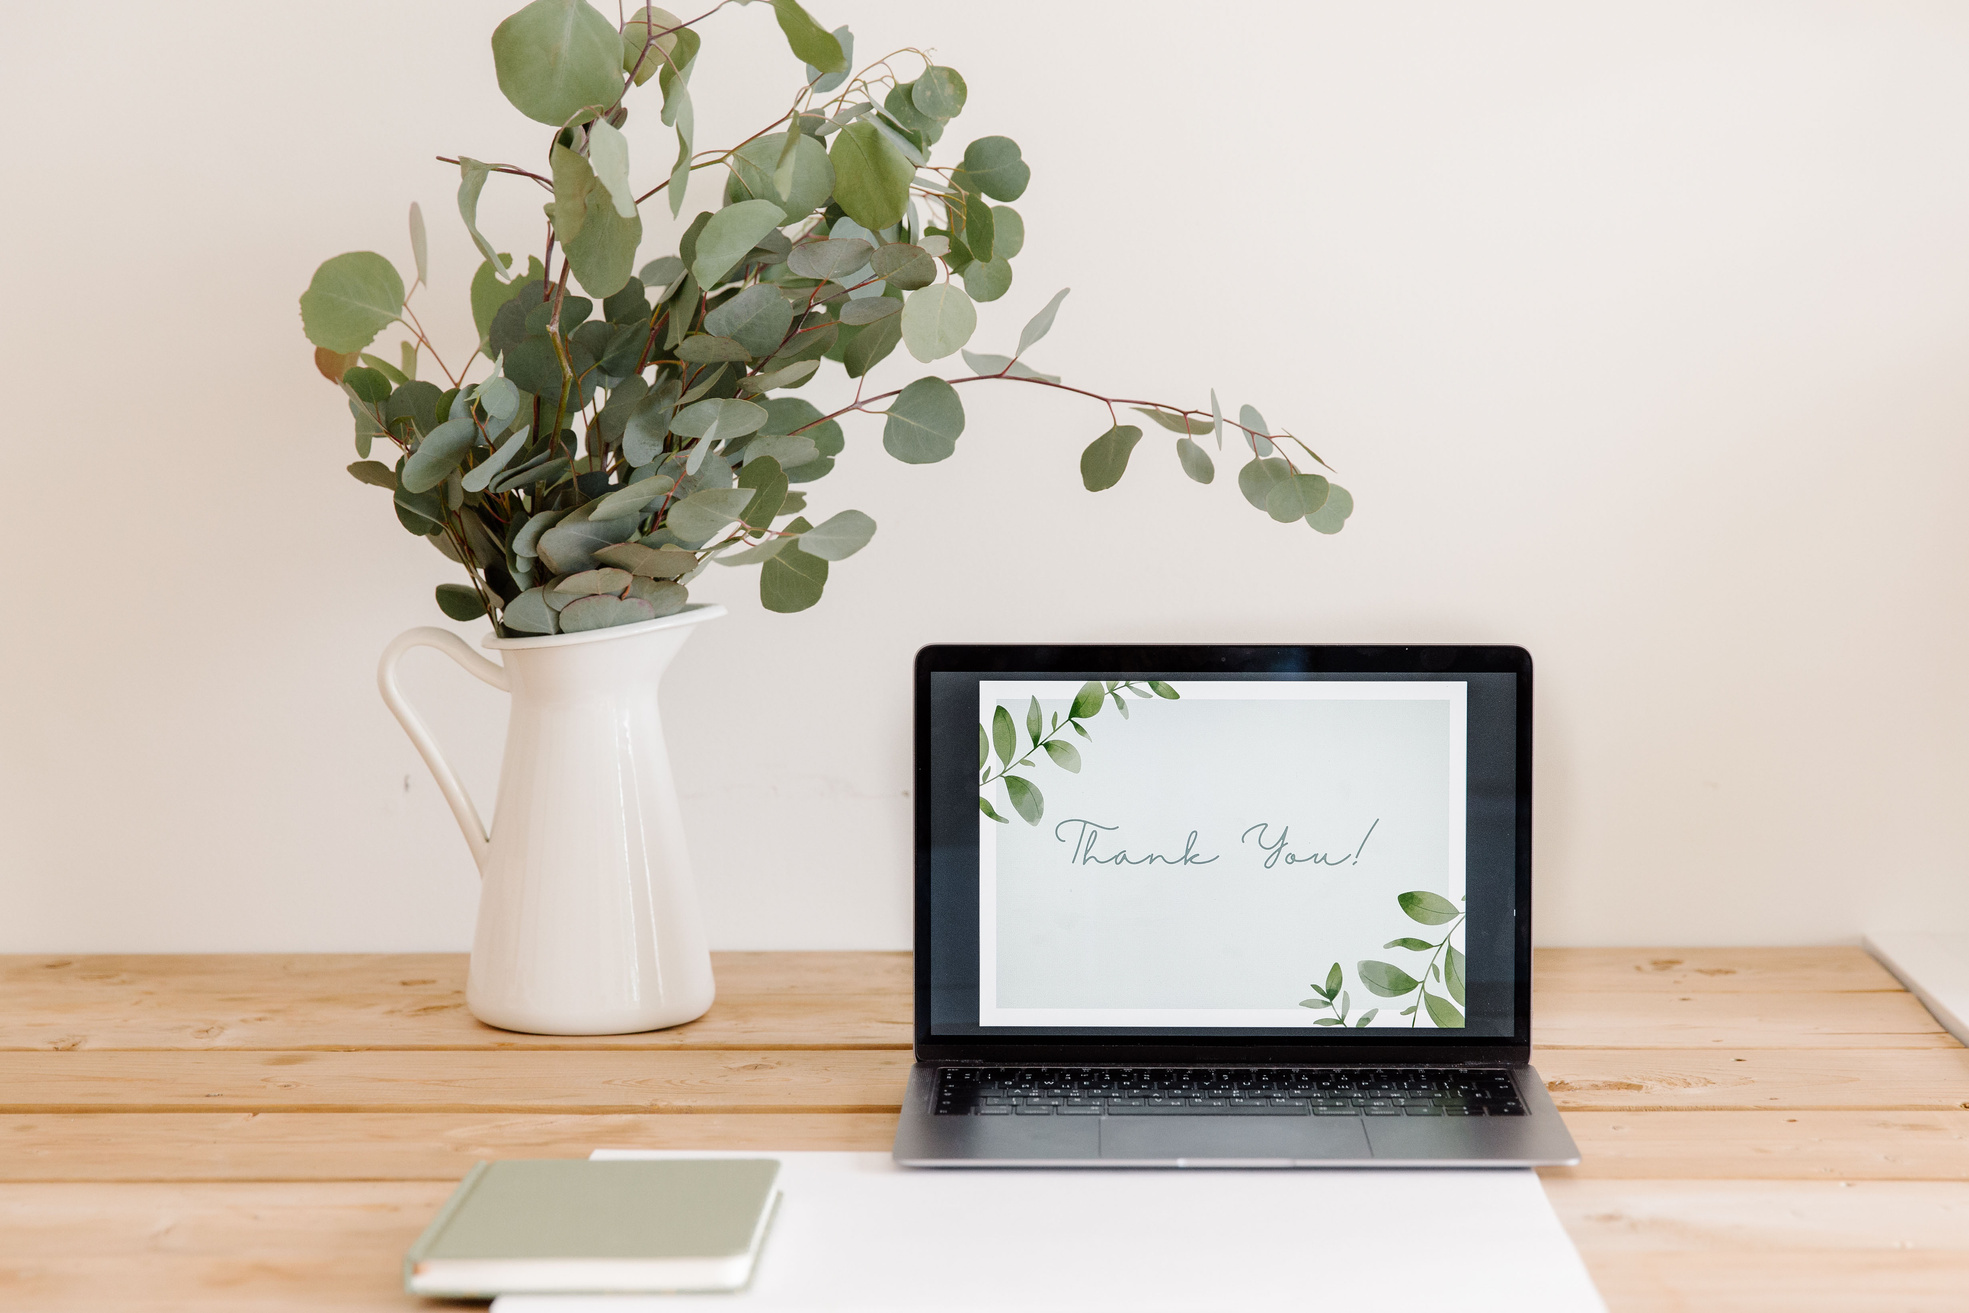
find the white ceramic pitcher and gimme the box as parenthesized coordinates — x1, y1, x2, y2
(377, 604, 725, 1035)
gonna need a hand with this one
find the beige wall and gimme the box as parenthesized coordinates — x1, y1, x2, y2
(3, 1, 1965, 950)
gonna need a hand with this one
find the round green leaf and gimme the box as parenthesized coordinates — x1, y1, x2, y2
(962, 256, 1013, 303)
(622, 6, 681, 85)
(1176, 436, 1215, 485)
(992, 206, 1024, 259)
(435, 583, 487, 621)
(1265, 471, 1330, 523)
(1306, 483, 1354, 534)
(671, 397, 767, 441)
(1399, 890, 1462, 925)
(838, 297, 900, 325)
(299, 253, 404, 353)
(724, 133, 835, 224)
(956, 136, 1030, 202)
(560, 593, 659, 632)
(769, 0, 845, 73)
(870, 242, 936, 290)
(492, 0, 628, 127)
(913, 65, 967, 119)
(1080, 425, 1142, 492)
(900, 284, 977, 362)
(759, 516, 829, 612)
(502, 587, 560, 635)
(829, 120, 912, 231)
(690, 199, 786, 290)
(882, 377, 965, 463)
(1423, 990, 1465, 1028)
(703, 284, 793, 358)
(1356, 960, 1421, 998)
(785, 236, 872, 282)
(796, 508, 876, 560)
(1237, 456, 1293, 513)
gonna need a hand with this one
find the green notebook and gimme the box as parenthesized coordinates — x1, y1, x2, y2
(405, 1158, 782, 1296)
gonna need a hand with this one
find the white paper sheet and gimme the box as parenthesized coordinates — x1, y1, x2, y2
(491, 1150, 1603, 1313)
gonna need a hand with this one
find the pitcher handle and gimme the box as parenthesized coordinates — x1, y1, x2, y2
(377, 626, 511, 875)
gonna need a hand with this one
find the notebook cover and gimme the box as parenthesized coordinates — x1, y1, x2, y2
(405, 1159, 780, 1284)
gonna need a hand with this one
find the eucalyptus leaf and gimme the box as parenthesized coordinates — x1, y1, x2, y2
(1399, 890, 1462, 926)
(512, 507, 571, 559)
(1265, 472, 1330, 523)
(735, 454, 788, 528)
(299, 252, 404, 353)
(588, 470, 677, 520)
(665, 486, 756, 541)
(900, 284, 976, 362)
(803, 23, 853, 92)
(435, 583, 487, 621)
(704, 284, 793, 359)
(399, 414, 481, 493)
(594, 541, 699, 577)
(671, 397, 767, 442)
(552, 567, 633, 596)
(560, 593, 659, 632)
(491, 0, 627, 126)
(837, 297, 900, 326)
(1176, 437, 1214, 485)
(882, 376, 964, 463)
(1237, 456, 1293, 512)
(1132, 406, 1209, 435)
(1238, 403, 1274, 457)
(914, 65, 967, 118)
(842, 312, 903, 377)
(535, 509, 639, 574)
(955, 135, 1030, 201)
(786, 237, 872, 281)
(627, 576, 688, 616)
(457, 160, 513, 283)
(1079, 424, 1142, 492)
(677, 333, 750, 363)
(962, 194, 995, 263)
(724, 132, 834, 224)
(586, 119, 638, 219)
(869, 242, 936, 290)
(739, 358, 821, 392)
(829, 121, 912, 231)
(1306, 484, 1354, 535)
(769, 0, 845, 72)
(502, 586, 560, 635)
(1016, 287, 1070, 356)
(347, 460, 397, 489)
(992, 206, 1024, 258)
(795, 508, 875, 560)
(961, 256, 1012, 303)
(691, 199, 786, 289)
(957, 351, 1059, 383)
(758, 515, 829, 611)
(621, 6, 681, 85)
(408, 202, 428, 285)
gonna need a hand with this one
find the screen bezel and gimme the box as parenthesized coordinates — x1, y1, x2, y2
(913, 644, 1533, 1065)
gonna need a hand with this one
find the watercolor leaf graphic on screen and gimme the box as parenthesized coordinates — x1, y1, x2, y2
(1300, 961, 1379, 1028)
(1351, 892, 1466, 1027)
(977, 681, 1178, 824)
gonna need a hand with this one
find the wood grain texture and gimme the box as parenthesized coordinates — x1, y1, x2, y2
(1529, 946, 1901, 994)
(0, 1113, 898, 1182)
(0, 952, 911, 1052)
(1550, 1110, 1969, 1180)
(1531, 989, 1955, 1049)
(1545, 1180, 1969, 1312)
(0, 1050, 913, 1114)
(5, 947, 1963, 1313)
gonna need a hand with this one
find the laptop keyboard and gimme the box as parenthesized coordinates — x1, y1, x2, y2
(934, 1067, 1525, 1117)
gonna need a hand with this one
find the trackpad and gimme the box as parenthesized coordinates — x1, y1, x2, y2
(1101, 1117, 1371, 1163)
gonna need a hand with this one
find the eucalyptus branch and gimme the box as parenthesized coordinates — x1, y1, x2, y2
(434, 156, 553, 191)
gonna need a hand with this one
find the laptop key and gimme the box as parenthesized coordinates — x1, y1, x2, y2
(1015, 1104, 1055, 1115)
(975, 1106, 1011, 1115)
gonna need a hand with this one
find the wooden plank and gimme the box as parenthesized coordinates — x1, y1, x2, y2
(0, 953, 911, 1052)
(0, 1112, 897, 1182)
(0, 1050, 912, 1114)
(1534, 1047, 1969, 1111)
(0, 1181, 445, 1310)
(1548, 1110, 1969, 1180)
(1548, 1179, 1969, 1312)
(1531, 946, 1901, 994)
(1531, 989, 1956, 1049)
(1576, 1251, 1969, 1313)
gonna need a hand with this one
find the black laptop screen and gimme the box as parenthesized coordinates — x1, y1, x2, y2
(917, 648, 1530, 1053)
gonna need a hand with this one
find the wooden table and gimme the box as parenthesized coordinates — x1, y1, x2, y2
(2, 948, 1964, 1311)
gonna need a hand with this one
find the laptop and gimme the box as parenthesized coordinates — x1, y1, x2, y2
(893, 644, 1579, 1168)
